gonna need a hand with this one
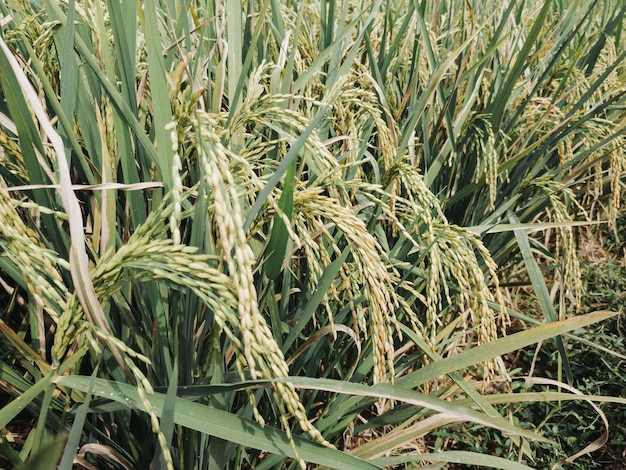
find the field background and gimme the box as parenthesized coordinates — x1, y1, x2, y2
(0, 0, 624, 468)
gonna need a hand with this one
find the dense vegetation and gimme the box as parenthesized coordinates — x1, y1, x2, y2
(0, 0, 624, 468)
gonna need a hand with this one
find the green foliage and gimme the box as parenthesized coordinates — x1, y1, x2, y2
(0, 0, 624, 468)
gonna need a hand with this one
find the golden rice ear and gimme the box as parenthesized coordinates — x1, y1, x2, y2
(294, 187, 400, 383)
(375, 161, 508, 380)
(0, 188, 69, 326)
(523, 177, 584, 312)
(195, 124, 331, 456)
(0, 32, 130, 371)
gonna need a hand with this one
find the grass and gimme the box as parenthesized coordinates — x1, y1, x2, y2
(0, 0, 624, 468)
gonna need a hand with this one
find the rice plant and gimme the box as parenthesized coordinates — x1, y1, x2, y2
(0, 0, 624, 468)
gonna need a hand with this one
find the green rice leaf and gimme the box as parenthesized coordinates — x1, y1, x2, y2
(271, 377, 551, 444)
(372, 451, 535, 470)
(54, 376, 382, 470)
(0, 374, 52, 429)
(399, 310, 614, 389)
(265, 158, 296, 280)
(141, 0, 175, 188)
(509, 212, 573, 385)
(58, 364, 100, 470)
(15, 433, 66, 470)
